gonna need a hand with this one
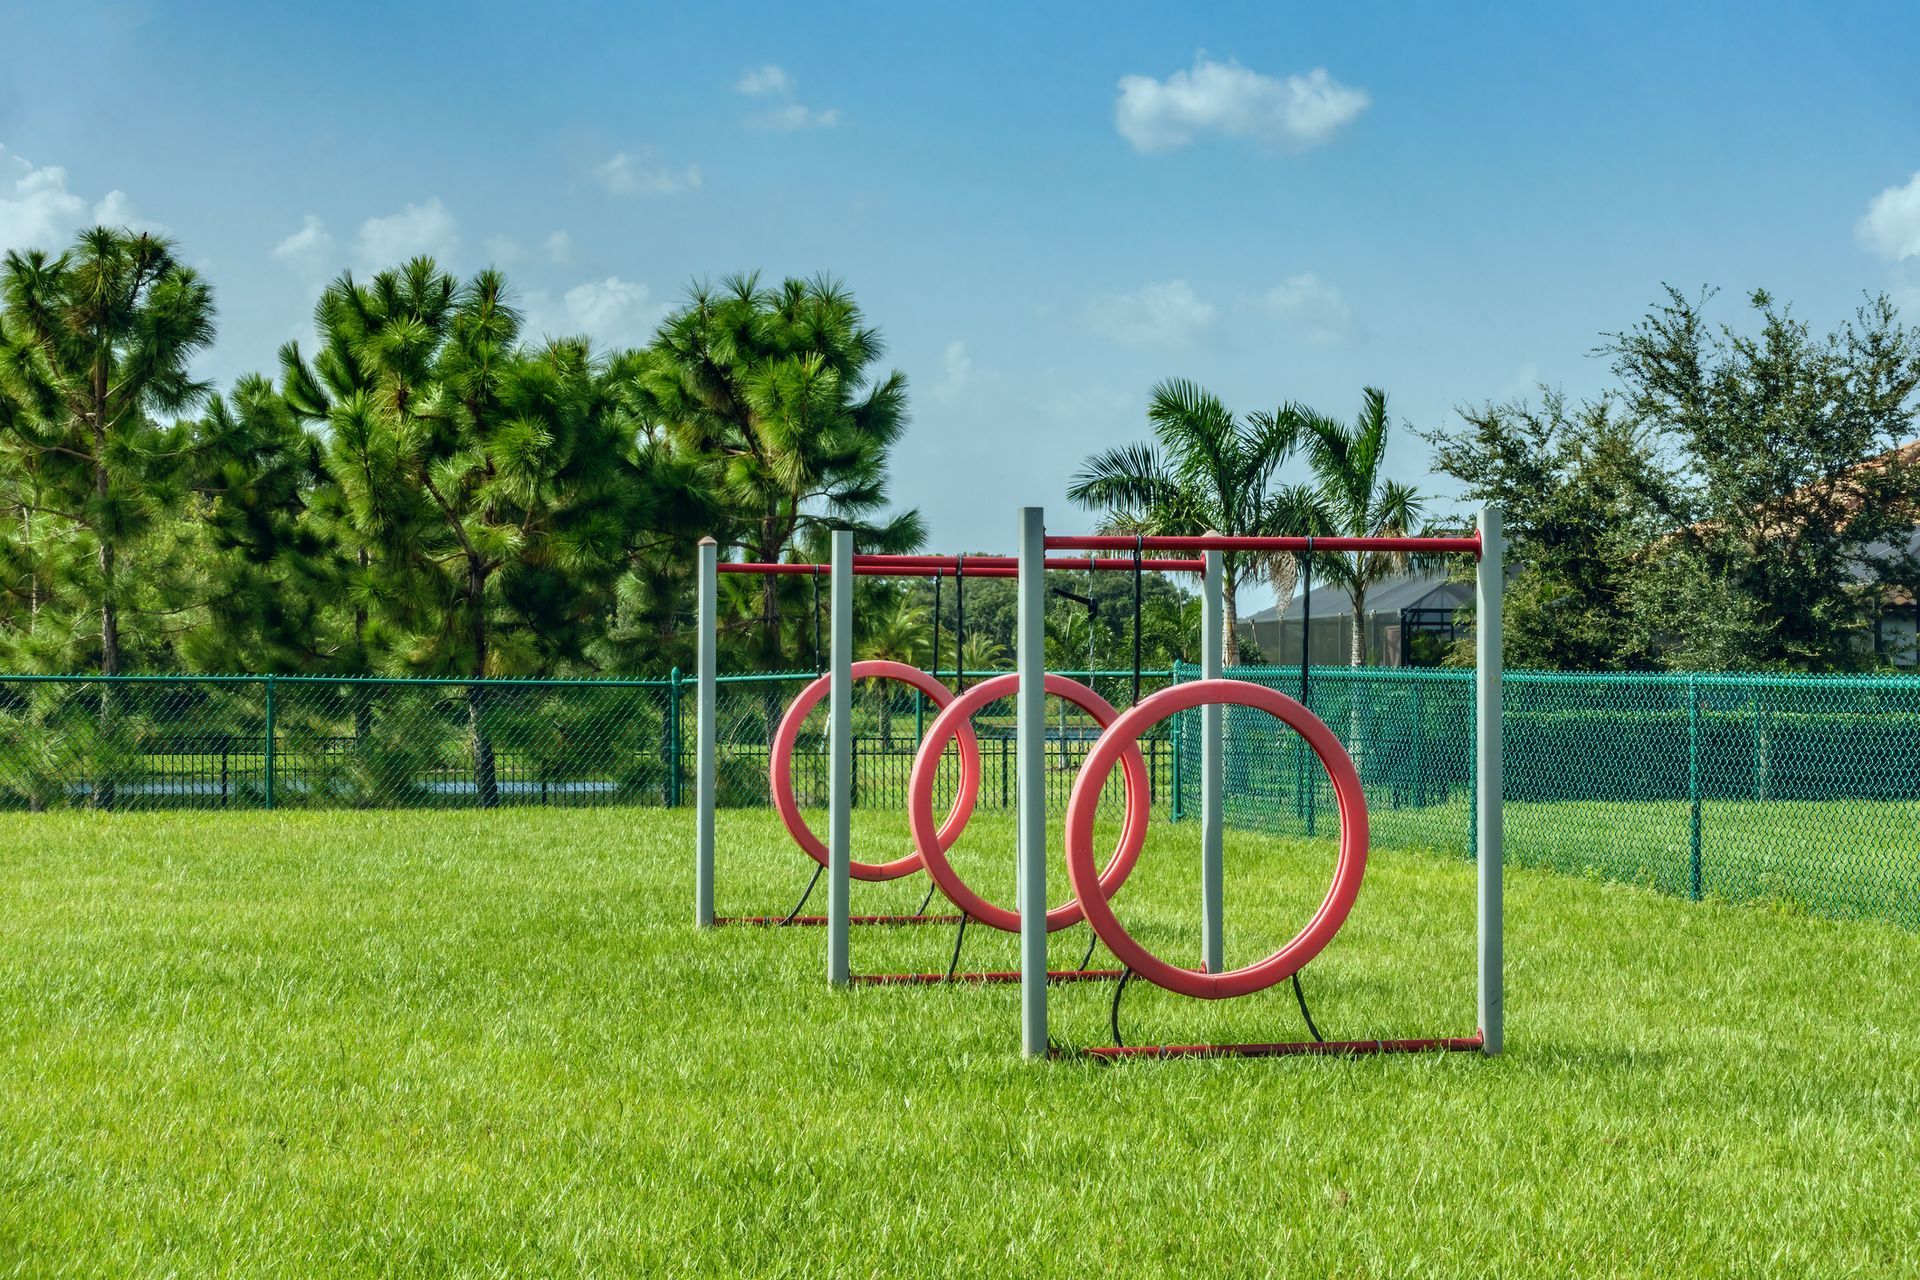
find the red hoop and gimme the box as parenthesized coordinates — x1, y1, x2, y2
(1065, 679, 1368, 998)
(908, 673, 1150, 932)
(770, 661, 980, 881)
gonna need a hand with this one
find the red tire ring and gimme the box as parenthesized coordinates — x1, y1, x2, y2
(907, 673, 1150, 933)
(1065, 679, 1368, 999)
(770, 660, 980, 882)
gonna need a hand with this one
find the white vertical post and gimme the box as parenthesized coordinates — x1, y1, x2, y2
(1017, 507, 1048, 1058)
(1475, 506, 1504, 1055)
(1200, 545, 1224, 974)
(828, 531, 854, 986)
(695, 537, 717, 928)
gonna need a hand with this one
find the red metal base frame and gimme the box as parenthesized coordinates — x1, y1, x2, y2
(713, 914, 965, 927)
(1075, 1033, 1484, 1061)
(851, 968, 1127, 986)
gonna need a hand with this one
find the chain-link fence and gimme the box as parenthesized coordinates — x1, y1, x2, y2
(1177, 663, 1920, 929)
(0, 668, 1177, 815)
(6, 665, 1914, 928)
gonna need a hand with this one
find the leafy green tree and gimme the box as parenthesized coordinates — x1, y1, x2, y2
(1436, 290, 1920, 671)
(1070, 379, 1322, 666)
(1425, 390, 1666, 670)
(285, 259, 645, 802)
(1278, 388, 1427, 666)
(1600, 288, 1920, 669)
(637, 273, 923, 664)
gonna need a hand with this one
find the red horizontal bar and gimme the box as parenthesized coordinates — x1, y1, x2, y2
(716, 562, 1019, 579)
(719, 557, 1206, 578)
(1045, 534, 1482, 558)
(1077, 1033, 1485, 1060)
(856, 554, 1205, 574)
(712, 914, 965, 927)
(850, 968, 1127, 985)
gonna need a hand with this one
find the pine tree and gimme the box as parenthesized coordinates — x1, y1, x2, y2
(0, 229, 215, 806)
(286, 258, 644, 803)
(636, 273, 923, 666)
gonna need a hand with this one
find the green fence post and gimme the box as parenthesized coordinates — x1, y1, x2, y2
(667, 667, 682, 808)
(263, 674, 276, 811)
(1467, 702, 1477, 861)
(1170, 709, 1185, 822)
(1688, 676, 1703, 900)
(1303, 677, 1318, 837)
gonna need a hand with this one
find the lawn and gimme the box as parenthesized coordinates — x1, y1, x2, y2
(2, 804, 1917, 1276)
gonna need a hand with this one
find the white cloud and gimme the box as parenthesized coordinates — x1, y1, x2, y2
(1115, 56, 1369, 153)
(484, 234, 523, 265)
(752, 102, 841, 131)
(592, 151, 702, 196)
(1083, 279, 1216, 348)
(0, 144, 157, 253)
(1857, 171, 1920, 262)
(735, 65, 839, 131)
(352, 198, 459, 270)
(87, 189, 160, 234)
(735, 65, 793, 97)
(524, 276, 668, 350)
(1258, 272, 1354, 343)
(271, 214, 338, 278)
(543, 231, 573, 265)
(934, 340, 974, 402)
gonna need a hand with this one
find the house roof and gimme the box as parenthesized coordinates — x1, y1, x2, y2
(1244, 569, 1472, 625)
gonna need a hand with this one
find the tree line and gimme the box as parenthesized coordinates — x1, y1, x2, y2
(1428, 288, 1920, 671)
(1069, 289, 1920, 673)
(0, 229, 933, 682)
(3, 228, 1915, 682)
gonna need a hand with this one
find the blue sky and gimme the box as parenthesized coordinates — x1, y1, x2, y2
(5, 1, 1920, 607)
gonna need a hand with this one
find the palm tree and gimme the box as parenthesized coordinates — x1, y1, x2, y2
(1278, 388, 1428, 666)
(858, 595, 927, 747)
(958, 630, 1008, 674)
(1069, 378, 1324, 665)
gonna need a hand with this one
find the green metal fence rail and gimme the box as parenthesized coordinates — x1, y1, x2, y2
(0, 668, 1176, 816)
(1171, 663, 1920, 929)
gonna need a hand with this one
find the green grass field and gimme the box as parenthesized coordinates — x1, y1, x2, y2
(3, 805, 1917, 1276)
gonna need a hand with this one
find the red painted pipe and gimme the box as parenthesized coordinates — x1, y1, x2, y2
(712, 914, 965, 927)
(855, 554, 1205, 574)
(718, 556, 1208, 576)
(849, 969, 1127, 985)
(1077, 1033, 1485, 1060)
(1045, 534, 1482, 558)
(716, 562, 1020, 578)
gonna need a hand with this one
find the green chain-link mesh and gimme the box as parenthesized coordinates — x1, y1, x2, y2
(0, 669, 1176, 816)
(1173, 662, 1920, 929)
(4, 665, 1912, 929)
